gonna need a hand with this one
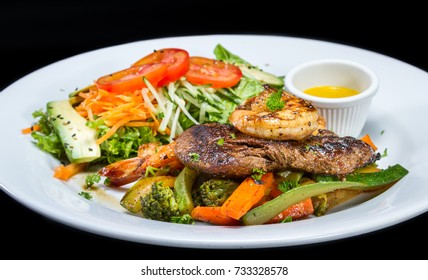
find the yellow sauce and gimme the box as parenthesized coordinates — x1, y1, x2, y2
(304, 85, 359, 98)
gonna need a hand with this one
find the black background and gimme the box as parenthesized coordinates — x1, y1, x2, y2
(1, 2, 427, 260)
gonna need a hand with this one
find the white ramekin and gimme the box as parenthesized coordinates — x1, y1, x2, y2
(284, 58, 379, 137)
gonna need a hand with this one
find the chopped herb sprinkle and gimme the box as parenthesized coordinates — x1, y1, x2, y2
(85, 173, 101, 189)
(188, 152, 200, 162)
(171, 214, 195, 224)
(251, 168, 266, 181)
(382, 148, 388, 158)
(145, 166, 159, 177)
(217, 138, 225, 146)
(78, 191, 92, 200)
(281, 216, 293, 223)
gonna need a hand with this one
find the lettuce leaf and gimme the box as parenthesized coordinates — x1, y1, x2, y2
(233, 77, 264, 101)
(30, 109, 64, 159)
(214, 44, 251, 66)
(31, 109, 164, 165)
(88, 119, 161, 164)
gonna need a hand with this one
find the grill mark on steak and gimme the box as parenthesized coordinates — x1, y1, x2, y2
(174, 123, 380, 179)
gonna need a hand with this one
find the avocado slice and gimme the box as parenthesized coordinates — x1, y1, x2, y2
(239, 65, 284, 88)
(47, 100, 100, 163)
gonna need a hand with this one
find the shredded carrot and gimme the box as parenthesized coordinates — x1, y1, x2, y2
(191, 206, 240, 226)
(53, 162, 87, 181)
(360, 134, 377, 151)
(75, 87, 166, 144)
(21, 124, 40, 134)
(221, 172, 275, 220)
(267, 198, 314, 224)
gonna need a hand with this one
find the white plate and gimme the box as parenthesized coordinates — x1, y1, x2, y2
(0, 35, 426, 249)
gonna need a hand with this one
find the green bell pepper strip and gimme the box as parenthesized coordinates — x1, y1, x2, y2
(242, 164, 409, 225)
(174, 167, 198, 215)
(241, 181, 365, 225)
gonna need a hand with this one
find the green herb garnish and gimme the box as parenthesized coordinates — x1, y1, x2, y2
(171, 214, 195, 224)
(217, 138, 225, 146)
(266, 90, 285, 111)
(382, 148, 388, 158)
(85, 173, 101, 189)
(78, 191, 92, 200)
(145, 166, 159, 177)
(189, 152, 200, 162)
(281, 216, 293, 223)
(251, 168, 266, 181)
(278, 180, 300, 193)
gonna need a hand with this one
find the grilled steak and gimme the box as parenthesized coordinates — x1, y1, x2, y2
(174, 123, 380, 179)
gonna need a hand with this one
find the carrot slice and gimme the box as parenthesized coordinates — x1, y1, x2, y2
(21, 124, 40, 134)
(53, 163, 87, 181)
(267, 197, 314, 224)
(360, 134, 377, 151)
(191, 206, 240, 226)
(221, 172, 275, 220)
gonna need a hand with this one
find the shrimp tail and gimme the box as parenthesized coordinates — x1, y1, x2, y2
(99, 157, 147, 187)
(99, 142, 183, 187)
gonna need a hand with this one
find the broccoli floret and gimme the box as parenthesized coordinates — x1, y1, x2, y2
(191, 186, 204, 207)
(170, 214, 195, 224)
(141, 181, 179, 222)
(199, 179, 239, 206)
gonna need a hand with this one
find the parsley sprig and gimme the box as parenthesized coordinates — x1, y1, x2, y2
(278, 180, 300, 193)
(251, 168, 266, 182)
(266, 90, 285, 111)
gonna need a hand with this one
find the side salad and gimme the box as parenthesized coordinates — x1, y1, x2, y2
(24, 44, 408, 226)
(25, 44, 283, 173)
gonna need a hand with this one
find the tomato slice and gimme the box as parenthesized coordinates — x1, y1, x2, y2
(96, 63, 167, 93)
(132, 48, 189, 86)
(185, 57, 242, 88)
